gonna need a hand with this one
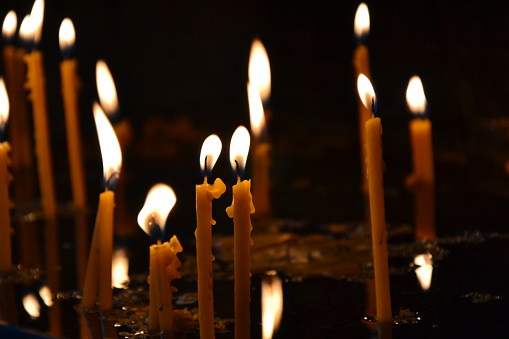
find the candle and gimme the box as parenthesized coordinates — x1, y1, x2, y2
(82, 103, 122, 311)
(357, 74, 392, 325)
(59, 18, 89, 287)
(405, 76, 435, 241)
(226, 126, 255, 338)
(196, 134, 226, 339)
(0, 78, 13, 273)
(353, 3, 372, 226)
(137, 184, 182, 332)
(248, 39, 271, 218)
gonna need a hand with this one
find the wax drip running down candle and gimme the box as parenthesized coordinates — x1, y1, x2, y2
(226, 126, 255, 339)
(137, 184, 182, 333)
(196, 134, 226, 339)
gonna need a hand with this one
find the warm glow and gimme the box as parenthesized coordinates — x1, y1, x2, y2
(23, 294, 40, 318)
(96, 60, 119, 116)
(2, 11, 17, 40)
(137, 184, 177, 235)
(414, 254, 433, 291)
(112, 248, 129, 289)
(247, 82, 266, 140)
(262, 272, 283, 339)
(58, 18, 75, 52)
(354, 3, 370, 39)
(0, 78, 9, 132)
(19, 15, 32, 44)
(248, 38, 271, 103)
(29, 0, 44, 45)
(38, 285, 53, 307)
(357, 74, 376, 113)
(200, 134, 222, 174)
(93, 102, 122, 184)
(229, 126, 250, 174)
(406, 76, 427, 114)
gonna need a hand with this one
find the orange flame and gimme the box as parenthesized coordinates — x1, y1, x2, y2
(23, 294, 41, 318)
(19, 15, 32, 43)
(58, 18, 75, 52)
(96, 60, 119, 116)
(200, 134, 222, 174)
(414, 254, 433, 291)
(0, 78, 9, 133)
(406, 76, 427, 115)
(93, 102, 122, 184)
(354, 3, 370, 39)
(229, 126, 250, 175)
(29, 0, 44, 45)
(247, 82, 266, 140)
(137, 184, 177, 236)
(262, 271, 283, 339)
(112, 248, 129, 288)
(357, 74, 376, 113)
(2, 11, 17, 40)
(38, 285, 53, 307)
(248, 38, 271, 103)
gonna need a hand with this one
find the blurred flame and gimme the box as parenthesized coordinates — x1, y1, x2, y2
(247, 82, 266, 140)
(137, 184, 177, 235)
(406, 76, 427, 114)
(262, 271, 283, 339)
(200, 134, 222, 174)
(93, 102, 122, 183)
(0, 78, 9, 133)
(96, 60, 119, 116)
(58, 18, 75, 52)
(229, 126, 250, 175)
(2, 11, 17, 40)
(19, 15, 32, 44)
(29, 0, 44, 45)
(357, 74, 376, 113)
(354, 3, 370, 39)
(112, 248, 129, 289)
(414, 254, 433, 291)
(248, 38, 271, 103)
(38, 285, 53, 307)
(23, 294, 40, 318)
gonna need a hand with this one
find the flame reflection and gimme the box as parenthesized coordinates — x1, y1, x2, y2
(23, 294, 41, 318)
(262, 271, 283, 339)
(414, 253, 433, 291)
(112, 248, 129, 288)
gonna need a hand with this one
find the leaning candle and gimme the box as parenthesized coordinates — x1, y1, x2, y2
(59, 18, 88, 287)
(196, 134, 226, 339)
(82, 103, 122, 311)
(0, 78, 13, 273)
(226, 126, 255, 339)
(357, 74, 392, 325)
(137, 184, 182, 332)
(406, 76, 435, 241)
(353, 3, 372, 226)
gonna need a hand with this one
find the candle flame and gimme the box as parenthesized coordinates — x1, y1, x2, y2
(248, 38, 271, 103)
(406, 76, 427, 115)
(262, 271, 283, 339)
(93, 102, 122, 185)
(247, 82, 266, 140)
(229, 126, 250, 175)
(414, 254, 433, 291)
(0, 78, 9, 134)
(137, 184, 177, 236)
(38, 285, 53, 307)
(357, 74, 376, 113)
(96, 60, 119, 116)
(58, 18, 75, 52)
(23, 294, 41, 318)
(354, 3, 370, 39)
(2, 11, 17, 40)
(29, 0, 44, 45)
(19, 15, 32, 43)
(200, 134, 222, 175)
(112, 248, 129, 289)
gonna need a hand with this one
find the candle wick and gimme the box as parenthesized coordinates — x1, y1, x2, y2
(371, 96, 377, 114)
(204, 155, 209, 177)
(235, 160, 241, 183)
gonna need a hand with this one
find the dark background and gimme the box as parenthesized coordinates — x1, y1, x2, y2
(2, 0, 509, 249)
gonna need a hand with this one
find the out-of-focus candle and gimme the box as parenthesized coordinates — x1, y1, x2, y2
(196, 134, 226, 339)
(0, 78, 13, 273)
(226, 126, 255, 339)
(137, 184, 182, 332)
(82, 103, 122, 311)
(59, 18, 88, 287)
(406, 76, 435, 241)
(353, 3, 372, 226)
(357, 74, 392, 326)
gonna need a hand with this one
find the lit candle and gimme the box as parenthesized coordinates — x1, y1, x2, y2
(59, 18, 88, 287)
(248, 39, 271, 218)
(137, 184, 182, 332)
(0, 78, 13, 273)
(357, 74, 392, 326)
(353, 3, 372, 225)
(226, 126, 255, 338)
(82, 103, 122, 311)
(406, 76, 435, 241)
(196, 134, 226, 339)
